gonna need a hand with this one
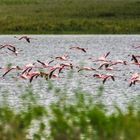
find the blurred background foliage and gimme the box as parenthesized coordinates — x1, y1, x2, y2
(0, 0, 139, 34)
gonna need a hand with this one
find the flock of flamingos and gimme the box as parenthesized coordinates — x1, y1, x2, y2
(0, 35, 140, 87)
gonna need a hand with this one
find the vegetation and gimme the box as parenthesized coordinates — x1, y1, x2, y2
(0, 0, 139, 34)
(0, 83, 140, 140)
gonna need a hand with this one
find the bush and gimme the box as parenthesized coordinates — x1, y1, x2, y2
(0, 84, 140, 139)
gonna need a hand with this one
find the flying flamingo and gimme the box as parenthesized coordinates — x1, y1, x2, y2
(60, 63, 73, 69)
(36, 60, 54, 68)
(110, 60, 127, 66)
(0, 44, 16, 50)
(4, 63, 37, 75)
(0, 44, 19, 56)
(129, 72, 140, 87)
(2, 65, 22, 77)
(98, 62, 111, 69)
(77, 66, 97, 72)
(132, 45, 140, 49)
(29, 67, 61, 82)
(69, 46, 87, 53)
(14, 36, 35, 43)
(20, 63, 37, 73)
(98, 60, 126, 71)
(98, 61, 122, 71)
(93, 73, 115, 84)
(55, 54, 69, 61)
(7, 47, 19, 56)
(49, 67, 65, 79)
(91, 52, 110, 62)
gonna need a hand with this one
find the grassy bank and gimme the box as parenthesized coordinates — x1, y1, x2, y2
(0, 0, 139, 34)
(1, 84, 140, 140)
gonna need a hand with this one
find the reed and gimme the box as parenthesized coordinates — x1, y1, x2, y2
(0, 83, 140, 140)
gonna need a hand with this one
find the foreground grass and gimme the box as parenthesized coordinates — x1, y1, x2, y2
(0, 84, 140, 140)
(0, 0, 139, 34)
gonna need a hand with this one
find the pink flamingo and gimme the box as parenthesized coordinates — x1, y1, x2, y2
(77, 66, 97, 72)
(14, 36, 35, 43)
(60, 63, 73, 69)
(29, 67, 62, 82)
(21, 63, 37, 73)
(37, 60, 54, 68)
(69, 46, 87, 53)
(98, 62, 111, 69)
(92, 52, 110, 62)
(129, 72, 140, 87)
(0, 44, 18, 55)
(0, 44, 16, 50)
(98, 62, 120, 71)
(110, 60, 127, 66)
(2, 62, 37, 76)
(55, 54, 69, 61)
(93, 73, 115, 84)
(2, 65, 22, 77)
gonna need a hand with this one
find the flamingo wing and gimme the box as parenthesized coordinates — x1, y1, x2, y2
(103, 77, 108, 84)
(2, 68, 13, 77)
(26, 38, 30, 43)
(37, 60, 45, 65)
(111, 76, 115, 81)
(81, 48, 86, 53)
(132, 55, 138, 63)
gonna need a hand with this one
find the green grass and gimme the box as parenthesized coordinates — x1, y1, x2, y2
(1, 83, 140, 140)
(0, 0, 139, 34)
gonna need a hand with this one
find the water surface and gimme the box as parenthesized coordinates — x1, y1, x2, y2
(0, 35, 140, 107)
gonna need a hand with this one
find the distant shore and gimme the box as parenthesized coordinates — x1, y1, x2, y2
(0, 0, 139, 34)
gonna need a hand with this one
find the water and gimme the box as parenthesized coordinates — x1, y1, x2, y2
(0, 35, 140, 107)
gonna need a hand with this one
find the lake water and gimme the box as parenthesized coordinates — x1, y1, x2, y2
(0, 35, 140, 107)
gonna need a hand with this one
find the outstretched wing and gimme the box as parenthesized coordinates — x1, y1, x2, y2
(2, 68, 13, 77)
(103, 77, 107, 84)
(37, 60, 45, 65)
(105, 51, 110, 58)
(29, 75, 36, 83)
(132, 55, 138, 63)
(111, 76, 115, 81)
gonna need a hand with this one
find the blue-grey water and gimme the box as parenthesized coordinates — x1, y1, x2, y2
(0, 35, 140, 107)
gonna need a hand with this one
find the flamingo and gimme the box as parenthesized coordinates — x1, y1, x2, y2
(4, 62, 37, 75)
(55, 54, 69, 61)
(0, 44, 19, 56)
(93, 73, 115, 84)
(129, 72, 140, 87)
(0, 44, 16, 50)
(2, 65, 22, 77)
(49, 67, 65, 79)
(98, 61, 119, 71)
(7, 47, 19, 56)
(14, 36, 35, 43)
(132, 45, 140, 49)
(60, 63, 73, 69)
(21, 63, 37, 74)
(77, 66, 97, 72)
(29, 67, 61, 82)
(98, 62, 111, 69)
(110, 60, 127, 66)
(36, 60, 54, 68)
(92, 52, 110, 62)
(69, 46, 87, 53)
